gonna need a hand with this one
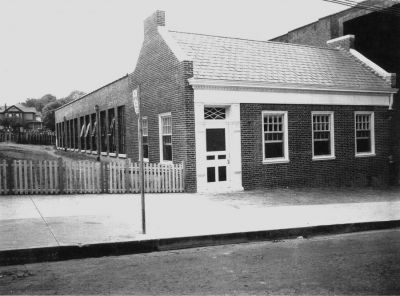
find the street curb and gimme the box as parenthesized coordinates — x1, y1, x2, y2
(1, 220, 400, 266)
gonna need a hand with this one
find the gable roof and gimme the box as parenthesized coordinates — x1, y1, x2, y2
(168, 31, 394, 92)
(0, 104, 38, 114)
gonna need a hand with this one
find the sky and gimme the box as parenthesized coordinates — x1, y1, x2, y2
(0, 0, 351, 105)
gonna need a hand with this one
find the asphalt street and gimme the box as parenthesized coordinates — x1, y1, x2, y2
(1, 229, 400, 295)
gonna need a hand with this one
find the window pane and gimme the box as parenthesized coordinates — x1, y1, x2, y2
(163, 135, 172, 161)
(357, 138, 371, 153)
(314, 140, 331, 156)
(218, 166, 227, 181)
(207, 167, 216, 183)
(206, 129, 226, 152)
(265, 142, 284, 158)
(143, 144, 149, 159)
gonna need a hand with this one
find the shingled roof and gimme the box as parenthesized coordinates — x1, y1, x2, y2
(168, 31, 393, 92)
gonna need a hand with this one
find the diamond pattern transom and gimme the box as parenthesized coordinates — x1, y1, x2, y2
(204, 107, 226, 120)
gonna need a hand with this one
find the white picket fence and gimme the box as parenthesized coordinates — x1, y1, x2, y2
(0, 159, 185, 195)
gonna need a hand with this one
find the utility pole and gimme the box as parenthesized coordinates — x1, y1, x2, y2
(133, 86, 146, 234)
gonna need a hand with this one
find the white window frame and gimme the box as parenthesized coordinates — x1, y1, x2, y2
(142, 116, 149, 162)
(159, 112, 172, 163)
(312, 111, 335, 161)
(355, 111, 375, 157)
(262, 111, 289, 164)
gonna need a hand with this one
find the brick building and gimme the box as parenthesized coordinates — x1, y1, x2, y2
(272, 0, 400, 183)
(55, 11, 397, 192)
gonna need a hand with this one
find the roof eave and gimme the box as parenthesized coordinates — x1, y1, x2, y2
(188, 78, 398, 95)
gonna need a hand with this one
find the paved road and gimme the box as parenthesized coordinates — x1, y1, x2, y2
(1, 229, 400, 295)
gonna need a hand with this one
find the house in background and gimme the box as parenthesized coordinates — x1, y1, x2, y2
(0, 103, 43, 130)
(55, 11, 397, 192)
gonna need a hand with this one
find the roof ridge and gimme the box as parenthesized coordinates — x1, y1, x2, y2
(168, 30, 339, 51)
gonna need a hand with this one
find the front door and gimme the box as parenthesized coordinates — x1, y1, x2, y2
(205, 128, 228, 186)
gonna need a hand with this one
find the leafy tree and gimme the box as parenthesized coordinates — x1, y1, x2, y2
(0, 117, 28, 131)
(41, 90, 85, 131)
(23, 94, 57, 112)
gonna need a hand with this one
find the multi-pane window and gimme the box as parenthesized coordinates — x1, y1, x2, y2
(160, 113, 172, 162)
(100, 111, 107, 153)
(108, 109, 116, 154)
(117, 106, 126, 155)
(355, 112, 374, 155)
(262, 111, 288, 162)
(91, 113, 97, 152)
(74, 118, 78, 149)
(142, 117, 149, 160)
(312, 112, 334, 158)
(79, 117, 85, 150)
(85, 115, 90, 151)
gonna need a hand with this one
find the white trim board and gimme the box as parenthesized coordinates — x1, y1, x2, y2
(193, 88, 391, 107)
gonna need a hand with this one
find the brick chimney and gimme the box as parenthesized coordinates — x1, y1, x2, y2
(144, 10, 165, 40)
(327, 35, 355, 50)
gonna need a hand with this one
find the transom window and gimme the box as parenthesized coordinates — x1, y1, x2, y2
(142, 117, 149, 160)
(355, 112, 375, 156)
(204, 107, 226, 120)
(312, 112, 334, 159)
(262, 111, 288, 163)
(160, 113, 172, 162)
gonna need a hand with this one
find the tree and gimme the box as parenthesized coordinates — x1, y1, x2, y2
(41, 90, 85, 131)
(23, 94, 57, 112)
(0, 117, 29, 131)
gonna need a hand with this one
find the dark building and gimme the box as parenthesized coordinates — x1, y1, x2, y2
(272, 0, 400, 183)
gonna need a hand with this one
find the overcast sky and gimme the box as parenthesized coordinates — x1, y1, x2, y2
(0, 0, 351, 105)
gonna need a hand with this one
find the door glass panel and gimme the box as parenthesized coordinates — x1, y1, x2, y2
(206, 129, 226, 152)
(218, 166, 227, 182)
(207, 167, 216, 183)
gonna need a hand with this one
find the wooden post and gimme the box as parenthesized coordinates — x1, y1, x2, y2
(58, 157, 64, 194)
(6, 159, 13, 195)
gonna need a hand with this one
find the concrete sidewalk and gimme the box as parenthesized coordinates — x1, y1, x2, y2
(1, 190, 400, 264)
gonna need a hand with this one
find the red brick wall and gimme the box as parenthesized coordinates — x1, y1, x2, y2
(129, 11, 197, 192)
(241, 104, 390, 189)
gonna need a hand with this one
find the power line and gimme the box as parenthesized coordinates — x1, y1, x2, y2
(324, 0, 400, 16)
(323, 0, 400, 17)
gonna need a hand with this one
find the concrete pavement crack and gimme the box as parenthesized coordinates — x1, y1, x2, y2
(29, 196, 60, 247)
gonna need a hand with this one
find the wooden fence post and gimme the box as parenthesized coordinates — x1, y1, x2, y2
(6, 159, 13, 195)
(58, 157, 64, 194)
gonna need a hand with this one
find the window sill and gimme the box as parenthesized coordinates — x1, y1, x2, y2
(109, 153, 116, 157)
(143, 158, 149, 163)
(263, 158, 289, 164)
(355, 153, 376, 158)
(160, 160, 173, 165)
(101, 152, 107, 156)
(80, 150, 85, 153)
(312, 155, 336, 161)
(118, 154, 127, 159)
